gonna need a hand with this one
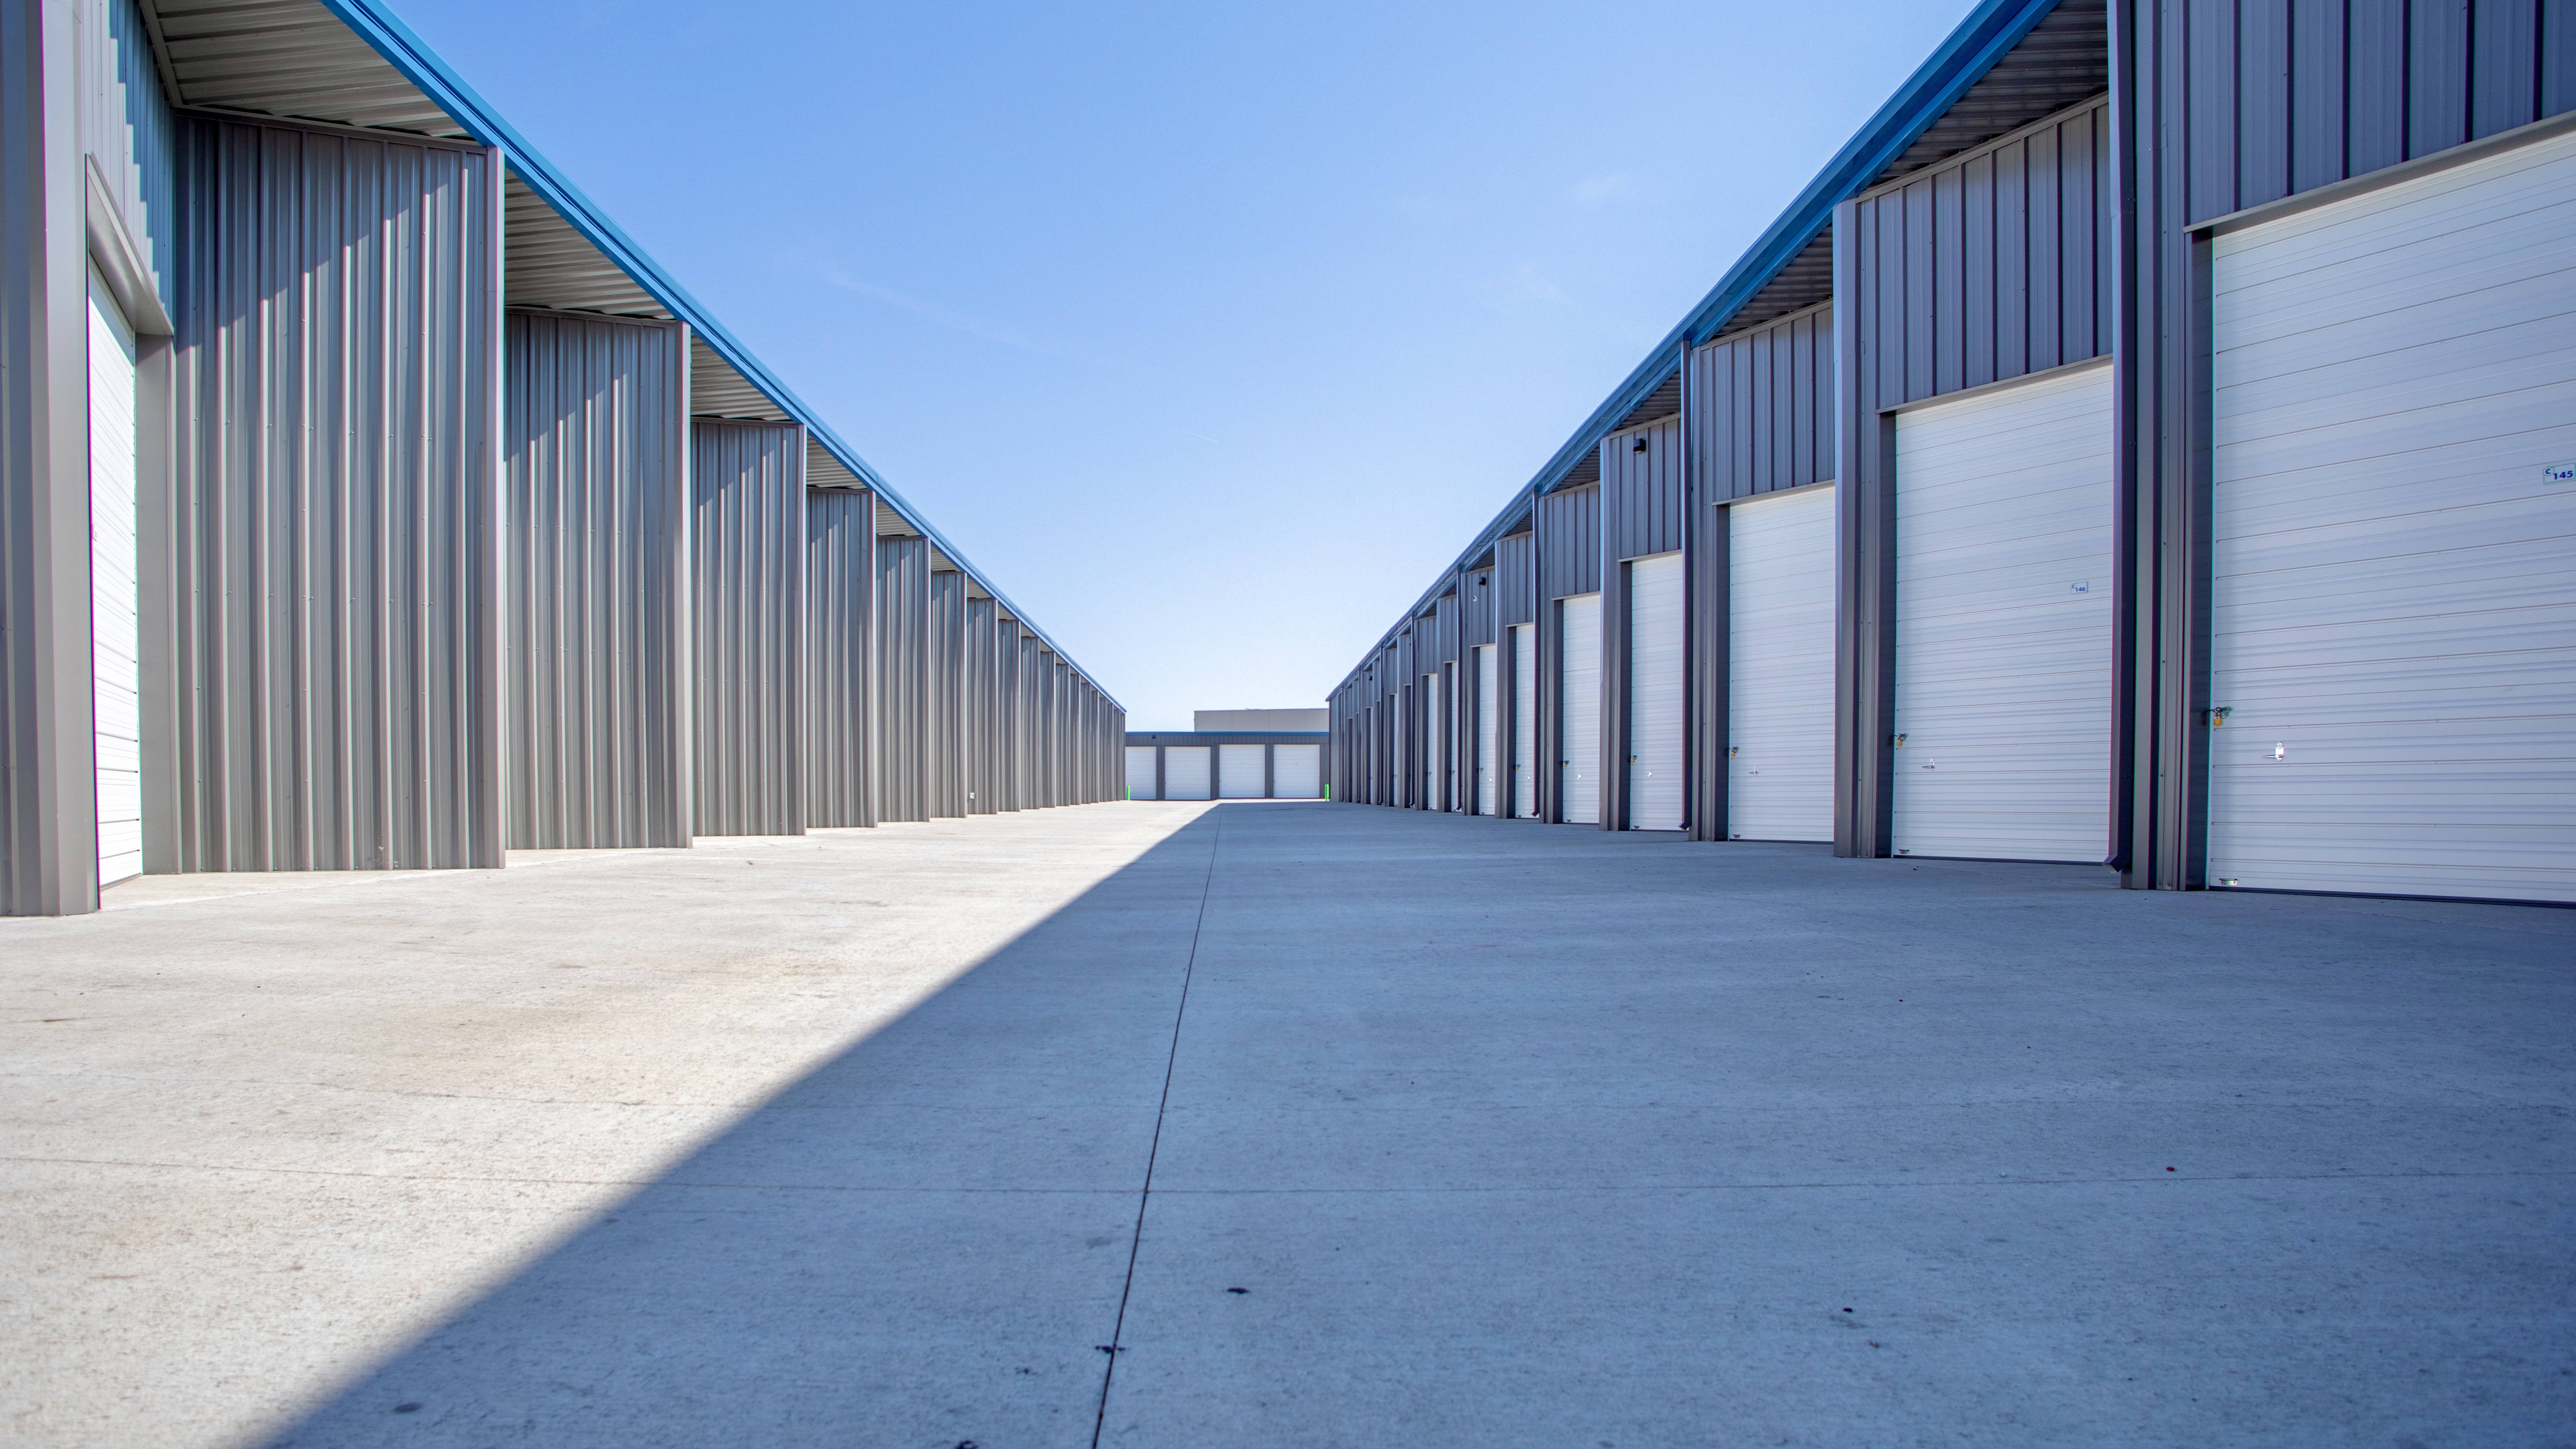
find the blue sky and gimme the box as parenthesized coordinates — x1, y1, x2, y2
(398, 0, 1978, 729)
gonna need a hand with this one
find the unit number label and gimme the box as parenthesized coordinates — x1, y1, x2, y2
(2545, 460, 2576, 484)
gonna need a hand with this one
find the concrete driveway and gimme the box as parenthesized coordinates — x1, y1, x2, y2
(4, 802, 2570, 1446)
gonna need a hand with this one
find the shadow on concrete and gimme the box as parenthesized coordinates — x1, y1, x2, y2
(259, 807, 1232, 1449)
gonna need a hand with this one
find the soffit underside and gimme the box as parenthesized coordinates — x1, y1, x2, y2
(1871, 0, 2108, 186)
(147, 0, 464, 136)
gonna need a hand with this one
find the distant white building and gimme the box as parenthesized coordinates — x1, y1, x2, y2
(1127, 710, 1330, 801)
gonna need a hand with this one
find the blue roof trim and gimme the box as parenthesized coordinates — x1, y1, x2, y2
(1340, 0, 2064, 691)
(316, 0, 1120, 708)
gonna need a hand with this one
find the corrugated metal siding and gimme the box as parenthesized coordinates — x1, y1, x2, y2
(1015, 632, 1040, 808)
(1495, 531, 1537, 626)
(966, 599, 998, 813)
(160, 117, 503, 872)
(79, 0, 175, 316)
(1431, 592, 1458, 665)
(1054, 657, 1073, 805)
(1538, 486, 1601, 599)
(690, 419, 803, 837)
(927, 568, 967, 817)
(1602, 415, 1684, 559)
(1461, 560, 1496, 646)
(2179, 0, 2576, 225)
(996, 626, 1018, 811)
(1847, 95, 2113, 410)
(502, 311, 689, 849)
(806, 487, 875, 827)
(875, 535, 928, 822)
(1692, 303, 1836, 502)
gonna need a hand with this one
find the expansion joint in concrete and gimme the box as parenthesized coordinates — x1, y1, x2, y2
(1092, 806, 1223, 1447)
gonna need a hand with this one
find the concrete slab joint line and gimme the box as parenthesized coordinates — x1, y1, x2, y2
(1094, 806, 1222, 1447)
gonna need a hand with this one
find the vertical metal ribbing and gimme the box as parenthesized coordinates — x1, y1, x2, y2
(806, 488, 875, 827)
(0, 0, 102, 913)
(994, 616, 1020, 810)
(874, 535, 928, 822)
(165, 117, 503, 873)
(689, 418, 804, 838)
(966, 598, 997, 814)
(925, 569, 966, 817)
(501, 311, 689, 849)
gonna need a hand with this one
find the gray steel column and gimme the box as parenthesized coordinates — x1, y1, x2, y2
(2115, 0, 2214, 890)
(0, 0, 98, 913)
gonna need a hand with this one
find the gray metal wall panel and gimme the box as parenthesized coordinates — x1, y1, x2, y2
(690, 419, 804, 837)
(1461, 561, 1496, 646)
(160, 117, 504, 872)
(1052, 657, 1071, 805)
(1692, 304, 1835, 503)
(2173, 0, 2570, 226)
(1018, 633, 1040, 807)
(1538, 486, 1601, 599)
(875, 535, 929, 822)
(926, 569, 966, 817)
(1495, 531, 1537, 627)
(502, 311, 690, 849)
(78, 0, 173, 318)
(1602, 415, 1684, 560)
(806, 488, 875, 827)
(967, 598, 998, 813)
(1846, 97, 2113, 412)
(995, 618, 1022, 810)
(2, 0, 103, 913)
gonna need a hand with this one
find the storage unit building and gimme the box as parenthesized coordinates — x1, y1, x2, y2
(1324, 0, 2567, 905)
(1123, 730, 1329, 801)
(2, 0, 1124, 915)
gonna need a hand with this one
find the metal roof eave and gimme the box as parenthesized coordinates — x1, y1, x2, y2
(1333, 0, 2064, 700)
(315, 0, 1120, 708)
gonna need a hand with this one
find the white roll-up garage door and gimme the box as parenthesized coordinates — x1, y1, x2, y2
(1218, 743, 1265, 799)
(1726, 485, 1836, 841)
(1511, 624, 1537, 818)
(1474, 643, 1497, 815)
(1626, 553, 1684, 829)
(1125, 746, 1158, 799)
(88, 270, 141, 888)
(1891, 362, 2113, 862)
(2208, 128, 2576, 903)
(1163, 746, 1212, 801)
(1558, 593, 1602, 825)
(1424, 674, 1445, 809)
(1273, 743, 1321, 799)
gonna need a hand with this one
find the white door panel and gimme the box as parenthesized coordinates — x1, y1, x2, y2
(1726, 486, 1835, 842)
(88, 271, 141, 888)
(1163, 747, 1212, 801)
(2209, 127, 2576, 902)
(1511, 624, 1537, 818)
(1558, 593, 1602, 825)
(1273, 743, 1321, 799)
(1218, 743, 1265, 798)
(1125, 746, 1157, 799)
(1891, 363, 2114, 863)
(1625, 553, 1684, 830)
